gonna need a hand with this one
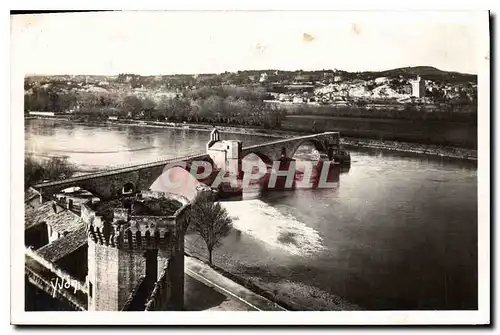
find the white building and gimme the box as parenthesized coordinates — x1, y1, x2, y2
(206, 128, 242, 172)
(292, 96, 305, 104)
(29, 111, 55, 117)
(410, 76, 426, 98)
(278, 93, 291, 102)
(55, 187, 100, 209)
(374, 77, 389, 84)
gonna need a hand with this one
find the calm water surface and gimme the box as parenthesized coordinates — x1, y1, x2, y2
(25, 119, 478, 310)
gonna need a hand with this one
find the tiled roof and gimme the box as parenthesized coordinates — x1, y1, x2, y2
(25, 200, 85, 234)
(25, 191, 44, 229)
(25, 187, 40, 203)
(36, 226, 87, 263)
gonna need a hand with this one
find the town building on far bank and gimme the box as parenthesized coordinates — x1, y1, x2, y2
(410, 76, 426, 98)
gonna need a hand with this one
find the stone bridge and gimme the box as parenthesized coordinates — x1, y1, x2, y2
(240, 132, 340, 163)
(33, 152, 211, 199)
(33, 132, 342, 199)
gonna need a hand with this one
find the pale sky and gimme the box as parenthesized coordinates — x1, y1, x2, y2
(11, 11, 484, 75)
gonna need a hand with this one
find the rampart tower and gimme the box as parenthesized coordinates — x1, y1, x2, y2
(83, 191, 190, 311)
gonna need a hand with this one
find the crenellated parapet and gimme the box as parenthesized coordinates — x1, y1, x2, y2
(84, 191, 188, 251)
(87, 216, 177, 251)
(122, 216, 176, 250)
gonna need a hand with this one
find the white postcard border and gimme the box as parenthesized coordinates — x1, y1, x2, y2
(9, 8, 490, 326)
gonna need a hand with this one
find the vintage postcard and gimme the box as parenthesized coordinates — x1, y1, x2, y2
(10, 10, 490, 325)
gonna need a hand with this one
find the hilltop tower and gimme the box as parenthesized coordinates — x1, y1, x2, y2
(410, 75, 426, 98)
(84, 192, 190, 311)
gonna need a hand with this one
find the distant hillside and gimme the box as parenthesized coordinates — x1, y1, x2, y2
(340, 66, 476, 83)
(24, 66, 477, 88)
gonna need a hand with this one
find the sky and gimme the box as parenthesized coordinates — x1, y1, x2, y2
(11, 11, 484, 76)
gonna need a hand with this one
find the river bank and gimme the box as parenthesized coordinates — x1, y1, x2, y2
(185, 235, 361, 311)
(25, 116, 477, 161)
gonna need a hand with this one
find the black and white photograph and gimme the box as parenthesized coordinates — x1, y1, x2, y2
(10, 9, 490, 325)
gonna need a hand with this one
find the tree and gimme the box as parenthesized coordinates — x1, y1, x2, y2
(25, 155, 75, 188)
(122, 95, 144, 118)
(188, 192, 232, 265)
(142, 98, 156, 120)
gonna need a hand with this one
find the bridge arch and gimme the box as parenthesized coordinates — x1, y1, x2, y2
(288, 138, 329, 160)
(122, 182, 135, 195)
(240, 151, 274, 180)
(184, 156, 215, 179)
(241, 151, 274, 166)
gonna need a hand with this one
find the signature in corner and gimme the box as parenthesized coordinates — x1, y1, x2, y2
(49, 277, 82, 298)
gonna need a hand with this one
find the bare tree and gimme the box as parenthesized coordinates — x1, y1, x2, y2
(189, 192, 232, 265)
(24, 155, 75, 188)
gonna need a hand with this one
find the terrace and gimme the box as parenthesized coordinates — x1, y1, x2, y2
(88, 196, 183, 222)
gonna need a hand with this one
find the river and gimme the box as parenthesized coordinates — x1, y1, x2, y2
(25, 118, 478, 310)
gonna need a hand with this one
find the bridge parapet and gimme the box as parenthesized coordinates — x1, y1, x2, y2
(33, 151, 208, 191)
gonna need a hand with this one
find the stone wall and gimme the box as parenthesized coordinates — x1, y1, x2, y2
(86, 191, 190, 311)
(168, 204, 191, 310)
(26, 247, 87, 294)
(144, 266, 171, 311)
(87, 239, 147, 311)
(25, 269, 87, 311)
(80, 202, 105, 229)
(121, 276, 146, 311)
(87, 239, 118, 311)
(117, 248, 148, 310)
